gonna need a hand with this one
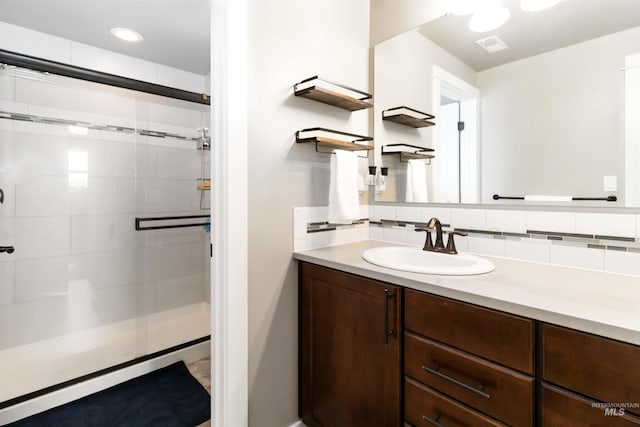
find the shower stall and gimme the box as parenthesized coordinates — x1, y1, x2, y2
(0, 57, 211, 405)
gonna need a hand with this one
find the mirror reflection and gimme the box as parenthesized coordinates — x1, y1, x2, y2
(373, 0, 640, 207)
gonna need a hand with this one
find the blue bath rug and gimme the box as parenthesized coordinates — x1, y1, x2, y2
(8, 361, 210, 427)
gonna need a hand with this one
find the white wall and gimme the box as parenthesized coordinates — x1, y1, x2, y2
(478, 27, 640, 205)
(370, 0, 448, 45)
(374, 29, 476, 202)
(0, 21, 207, 94)
(247, 0, 370, 425)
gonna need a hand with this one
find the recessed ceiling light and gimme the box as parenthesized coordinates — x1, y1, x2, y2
(110, 27, 143, 42)
(520, 0, 563, 12)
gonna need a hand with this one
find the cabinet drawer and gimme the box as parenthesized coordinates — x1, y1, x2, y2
(405, 378, 505, 427)
(541, 383, 640, 426)
(405, 290, 533, 374)
(405, 333, 533, 427)
(542, 323, 640, 416)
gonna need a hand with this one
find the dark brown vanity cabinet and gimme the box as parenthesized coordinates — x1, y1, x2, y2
(540, 324, 640, 426)
(299, 262, 402, 427)
(299, 262, 640, 427)
(404, 290, 534, 427)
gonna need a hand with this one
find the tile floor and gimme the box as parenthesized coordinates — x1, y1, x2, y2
(188, 357, 211, 427)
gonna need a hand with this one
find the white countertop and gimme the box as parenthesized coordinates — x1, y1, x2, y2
(294, 240, 640, 345)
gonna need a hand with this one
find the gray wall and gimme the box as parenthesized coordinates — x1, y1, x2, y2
(478, 26, 640, 204)
(247, 1, 370, 426)
(374, 29, 476, 202)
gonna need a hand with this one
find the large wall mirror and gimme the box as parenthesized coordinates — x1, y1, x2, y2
(373, 0, 640, 208)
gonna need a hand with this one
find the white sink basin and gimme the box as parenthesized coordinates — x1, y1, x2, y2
(362, 246, 495, 275)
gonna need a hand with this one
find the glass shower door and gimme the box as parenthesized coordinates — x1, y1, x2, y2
(0, 64, 210, 404)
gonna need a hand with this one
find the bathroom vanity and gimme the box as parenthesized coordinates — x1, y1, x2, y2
(295, 241, 640, 427)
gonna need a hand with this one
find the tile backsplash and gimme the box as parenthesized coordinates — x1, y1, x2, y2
(293, 205, 640, 277)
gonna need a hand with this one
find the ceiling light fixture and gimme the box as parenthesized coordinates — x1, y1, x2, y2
(520, 0, 563, 12)
(110, 27, 143, 42)
(468, 1, 510, 33)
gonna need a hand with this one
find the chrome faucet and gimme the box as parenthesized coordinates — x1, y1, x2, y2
(416, 217, 467, 255)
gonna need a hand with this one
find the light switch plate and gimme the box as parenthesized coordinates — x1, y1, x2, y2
(604, 176, 617, 191)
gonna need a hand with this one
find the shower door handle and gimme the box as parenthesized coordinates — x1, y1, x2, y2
(0, 246, 15, 254)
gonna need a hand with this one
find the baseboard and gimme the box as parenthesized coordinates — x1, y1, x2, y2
(288, 421, 306, 427)
(0, 340, 210, 425)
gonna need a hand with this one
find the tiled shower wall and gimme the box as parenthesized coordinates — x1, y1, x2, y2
(294, 205, 640, 276)
(0, 68, 210, 350)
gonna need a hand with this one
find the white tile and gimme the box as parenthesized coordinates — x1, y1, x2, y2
(11, 131, 69, 181)
(0, 261, 15, 305)
(504, 240, 551, 263)
(453, 235, 469, 252)
(70, 215, 118, 254)
(154, 146, 201, 180)
(15, 256, 69, 302)
(575, 213, 636, 238)
(69, 178, 119, 215)
(637, 215, 640, 238)
(407, 229, 427, 247)
(421, 207, 452, 225)
(467, 236, 505, 257)
(370, 226, 384, 241)
(69, 251, 120, 289)
(0, 21, 70, 64)
(485, 210, 527, 233)
(0, 297, 68, 349)
(395, 206, 422, 222)
(306, 231, 329, 249)
(156, 65, 207, 94)
(328, 228, 354, 246)
(311, 207, 329, 223)
(549, 245, 605, 270)
(144, 179, 193, 213)
(451, 208, 486, 229)
(117, 178, 146, 214)
(374, 205, 396, 221)
(11, 217, 70, 260)
(352, 226, 369, 242)
(146, 243, 193, 281)
(15, 176, 69, 217)
(604, 250, 640, 276)
(359, 205, 370, 220)
(526, 211, 575, 233)
(293, 207, 311, 240)
(70, 42, 157, 84)
(382, 227, 408, 244)
(156, 273, 206, 312)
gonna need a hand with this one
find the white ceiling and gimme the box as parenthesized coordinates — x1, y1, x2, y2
(419, 0, 640, 71)
(0, 0, 211, 75)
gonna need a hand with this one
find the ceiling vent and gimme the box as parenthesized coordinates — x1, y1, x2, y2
(475, 35, 508, 53)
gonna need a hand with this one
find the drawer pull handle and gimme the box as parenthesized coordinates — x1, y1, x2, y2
(383, 288, 394, 345)
(0, 246, 14, 254)
(422, 415, 444, 427)
(422, 365, 491, 399)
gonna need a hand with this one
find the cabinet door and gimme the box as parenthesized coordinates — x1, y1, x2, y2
(300, 263, 401, 427)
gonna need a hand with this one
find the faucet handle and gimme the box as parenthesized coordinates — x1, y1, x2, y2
(415, 228, 433, 251)
(445, 231, 468, 254)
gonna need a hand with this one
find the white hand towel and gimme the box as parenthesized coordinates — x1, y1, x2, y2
(328, 150, 360, 224)
(405, 159, 428, 203)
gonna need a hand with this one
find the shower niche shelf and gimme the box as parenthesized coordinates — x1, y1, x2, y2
(381, 143, 435, 163)
(197, 178, 211, 190)
(382, 106, 435, 128)
(294, 76, 373, 111)
(296, 127, 374, 154)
